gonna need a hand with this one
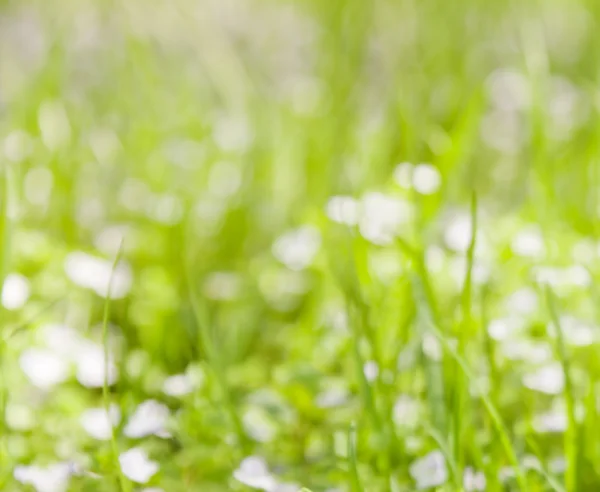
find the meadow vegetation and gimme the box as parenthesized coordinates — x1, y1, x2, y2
(1, 0, 600, 490)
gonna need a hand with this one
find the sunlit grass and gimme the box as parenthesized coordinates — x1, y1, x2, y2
(2, 0, 600, 491)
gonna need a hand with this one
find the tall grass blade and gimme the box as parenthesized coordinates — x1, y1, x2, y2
(545, 286, 579, 492)
(101, 240, 130, 492)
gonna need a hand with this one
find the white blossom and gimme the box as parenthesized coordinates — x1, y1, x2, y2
(14, 462, 73, 492)
(272, 226, 321, 271)
(443, 212, 473, 253)
(487, 317, 525, 341)
(325, 196, 360, 225)
(119, 448, 159, 484)
(532, 410, 567, 433)
(1, 273, 30, 310)
(124, 400, 170, 438)
(363, 361, 379, 382)
(233, 456, 277, 491)
(38, 100, 71, 151)
(393, 395, 420, 428)
(64, 251, 132, 299)
(409, 450, 448, 489)
(19, 348, 69, 389)
(463, 467, 486, 491)
(504, 288, 538, 315)
(511, 227, 545, 258)
(523, 364, 565, 394)
(393, 162, 413, 189)
(80, 405, 121, 440)
(315, 388, 348, 409)
(162, 374, 195, 397)
(359, 192, 412, 245)
(74, 342, 118, 388)
(412, 163, 442, 195)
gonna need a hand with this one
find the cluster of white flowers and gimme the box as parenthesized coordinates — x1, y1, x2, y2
(64, 251, 133, 299)
(1, 273, 30, 310)
(323, 163, 441, 246)
(19, 324, 118, 391)
(233, 456, 299, 491)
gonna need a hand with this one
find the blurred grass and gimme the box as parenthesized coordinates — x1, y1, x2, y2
(2, 0, 600, 490)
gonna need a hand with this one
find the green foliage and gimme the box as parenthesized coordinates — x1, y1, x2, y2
(1, 0, 600, 490)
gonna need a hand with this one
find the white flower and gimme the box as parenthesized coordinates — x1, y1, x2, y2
(14, 462, 73, 492)
(162, 374, 195, 397)
(422, 334, 442, 361)
(565, 265, 591, 287)
(548, 457, 567, 473)
(487, 317, 525, 341)
(500, 341, 553, 363)
(392, 395, 420, 428)
(368, 250, 403, 284)
(523, 364, 565, 394)
(25, 167, 54, 207)
(443, 212, 473, 253)
(19, 348, 69, 389)
(532, 266, 562, 286)
(504, 288, 538, 315)
(425, 246, 446, 273)
(480, 109, 524, 154)
(359, 192, 412, 245)
(486, 69, 530, 112)
(38, 100, 71, 151)
(533, 265, 591, 288)
(272, 226, 321, 271)
(532, 410, 567, 433)
(409, 450, 448, 489)
(74, 342, 118, 388)
(499, 466, 516, 482)
(94, 225, 128, 256)
(463, 467, 486, 491)
(3, 130, 32, 162)
(1, 273, 30, 310)
(522, 455, 542, 471)
(80, 405, 121, 440)
(412, 163, 442, 195)
(208, 161, 243, 198)
(511, 227, 545, 258)
(363, 361, 379, 382)
(448, 257, 490, 286)
(64, 251, 132, 299)
(5, 403, 35, 431)
(202, 272, 241, 301)
(89, 128, 121, 164)
(554, 316, 596, 346)
(233, 456, 277, 491)
(243, 407, 277, 443)
(393, 162, 413, 189)
(40, 324, 87, 360)
(258, 269, 311, 311)
(147, 193, 183, 226)
(572, 239, 597, 263)
(124, 400, 170, 438)
(119, 448, 159, 484)
(325, 196, 360, 226)
(212, 115, 253, 152)
(315, 388, 348, 409)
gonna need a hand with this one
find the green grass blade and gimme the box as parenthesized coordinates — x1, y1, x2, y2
(101, 240, 130, 492)
(183, 227, 249, 453)
(451, 191, 478, 474)
(411, 275, 528, 490)
(348, 423, 363, 492)
(545, 286, 579, 492)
